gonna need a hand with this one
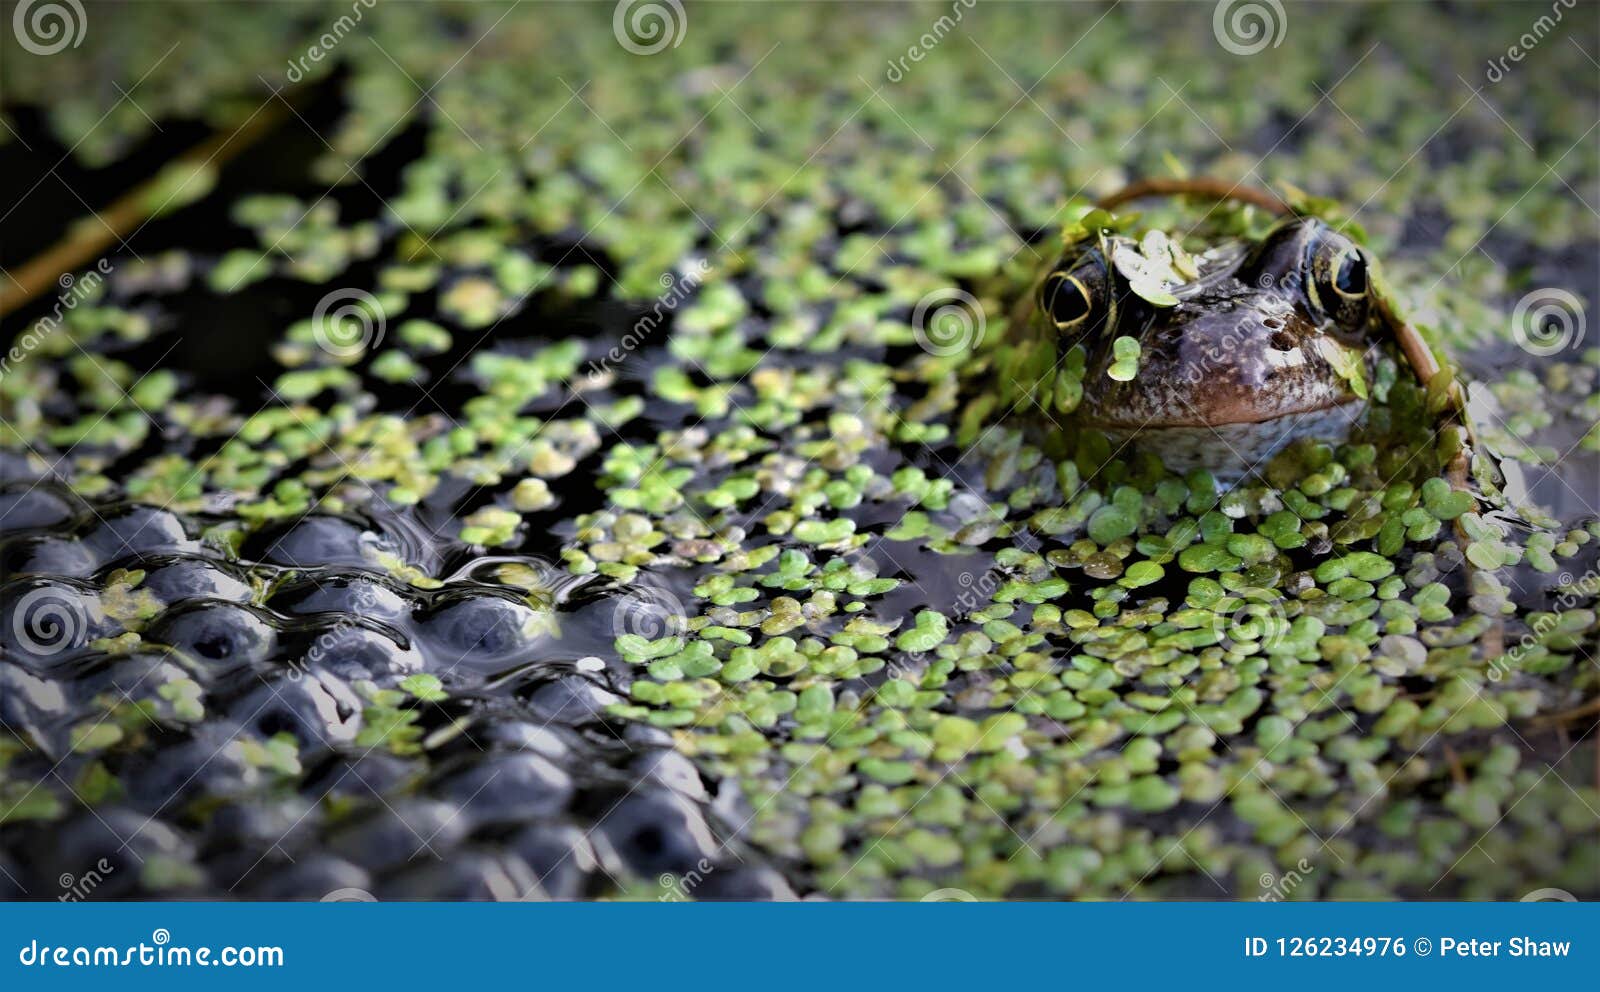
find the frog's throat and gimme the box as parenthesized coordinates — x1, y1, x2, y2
(1092, 400, 1365, 480)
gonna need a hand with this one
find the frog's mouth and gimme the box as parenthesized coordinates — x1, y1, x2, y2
(1078, 289, 1371, 433)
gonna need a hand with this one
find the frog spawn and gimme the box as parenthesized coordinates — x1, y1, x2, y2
(0, 480, 792, 900)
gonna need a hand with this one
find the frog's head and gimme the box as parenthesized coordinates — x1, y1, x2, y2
(1029, 216, 1377, 470)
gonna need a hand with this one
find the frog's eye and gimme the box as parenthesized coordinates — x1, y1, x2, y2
(1328, 245, 1367, 298)
(1039, 251, 1111, 334)
(1040, 271, 1094, 328)
(1307, 232, 1371, 330)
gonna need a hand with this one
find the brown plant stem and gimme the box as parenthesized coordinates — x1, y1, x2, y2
(1, 100, 289, 317)
(1096, 177, 1293, 216)
(1531, 695, 1600, 727)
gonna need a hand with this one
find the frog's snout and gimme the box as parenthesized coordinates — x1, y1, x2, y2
(1085, 293, 1352, 430)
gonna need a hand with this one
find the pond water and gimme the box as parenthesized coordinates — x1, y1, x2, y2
(0, 1, 1596, 902)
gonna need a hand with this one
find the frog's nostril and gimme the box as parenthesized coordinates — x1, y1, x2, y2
(1269, 329, 1296, 351)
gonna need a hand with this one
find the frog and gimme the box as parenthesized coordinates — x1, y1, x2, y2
(1007, 188, 1384, 478)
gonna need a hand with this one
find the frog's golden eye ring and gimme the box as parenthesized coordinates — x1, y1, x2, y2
(1040, 271, 1094, 329)
(1306, 231, 1371, 331)
(1329, 244, 1368, 298)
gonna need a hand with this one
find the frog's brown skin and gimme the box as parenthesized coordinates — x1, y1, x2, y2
(1021, 216, 1378, 476)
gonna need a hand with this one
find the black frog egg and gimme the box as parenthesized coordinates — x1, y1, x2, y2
(691, 865, 798, 901)
(380, 852, 538, 902)
(596, 790, 720, 877)
(0, 665, 69, 744)
(440, 752, 575, 826)
(227, 671, 362, 747)
(122, 724, 261, 810)
(507, 825, 602, 900)
(202, 797, 320, 856)
(0, 450, 58, 485)
(251, 856, 372, 901)
(523, 673, 622, 725)
(138, 557, 254, 606)
(83, 505, 194, 562)
(0, 534, 98, 578)
(298, 622, 423, 681)
(414, 591, 550, 670)
(268, 573, 412, 624)
(243, 515, 399, 570)
(483, 720, 570, 761)
(0, 580, 107, 661)
(29, 808, 204, 899)
(631, 748, 708, 802)
(0, 485, 75, 533)
(145, 601, 279, 676)
(328, 800, 472, 871)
